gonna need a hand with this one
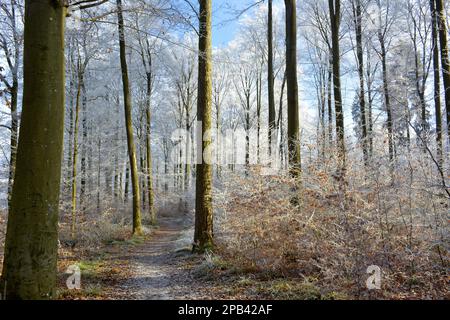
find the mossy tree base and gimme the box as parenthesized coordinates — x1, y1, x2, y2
(0, 0, 66, 300)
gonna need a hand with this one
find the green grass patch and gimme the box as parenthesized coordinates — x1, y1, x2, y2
(110, 235, 146, 246)
(57, 284, 104, 300)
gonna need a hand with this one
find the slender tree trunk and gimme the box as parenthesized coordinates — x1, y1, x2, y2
(155, 162, 159, 191)
(278, 71, 287, 169)
(105, 165, 112, 197)
(430, 0, 443, 165)
(366, 46, 374, 158)
(412, 26, 428, 145)
(352, 0, 368, 165)
(435, 0, 450, 141)
(327, 56, 334, 147)
(140, 142, 146, 211)
(116, 0, 142, 235)
(245, 93, 251, 174)
(164, 149, 169, 193)
(145, 72, 156, 225)
(113, 153, 119, 199)
(178, 145, 183, 191)
(78, 79, 86, 209)
(268, 0, 276, 159)
(285, 0, 301, 179)
(119, 169, 123, 199)
(66, 74, 75, 193)
(257, 69, 262, 164)
(379, 33, 395, 164)
(6, 1, 20, 210)
(124, 162, 129, 202)
(88, 122, 93, 199)
(329, 0, 346, 170)
(406, 104, 412, 151)
(215, 102, 221, 177)
(113, 96, 120, 200)
(97, 137, 101, 212)
(194, 0, 214, 252)
(0, 0, 66, 299)
(71, 78, 82, 240)
(79, 80, 87, 212)
(367, 86, 374, 157)
(320, 70, 326, 160)
(7, 80, 18, 210)
(185, 110, 191, 190)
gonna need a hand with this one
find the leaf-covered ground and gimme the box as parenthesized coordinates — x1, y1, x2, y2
(56, 209, 345, 300)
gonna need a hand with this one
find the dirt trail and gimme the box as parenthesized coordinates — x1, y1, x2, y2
(115, 211, 203, 300)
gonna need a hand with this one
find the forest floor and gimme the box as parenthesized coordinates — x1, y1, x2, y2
(3, 204, 443, 300)
(57, 208, 254, 300)
(102, 210, 222, 300)
(1, 206, 335, 300)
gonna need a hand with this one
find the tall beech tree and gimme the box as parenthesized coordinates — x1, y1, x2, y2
(284, 0, 301, 179)
(407, 0, 431, 146)
(351, 0, 368, 165)
(70, 32, 93, 239)
(430, 0, 443, 165)
(329, 0, 346, 169)
(71, 53, 82, 240)
(116, 0, 143, 235)
(0, 0, 66, 299)
(136, 20, 156, 225)
(0, 1, 21, 209)
(234, 65, 254, 174)
(435, 0, 450, 140)
(376, 0, 395, 164)
(268, 0, 276, 159)
(194, 0, 214, 252)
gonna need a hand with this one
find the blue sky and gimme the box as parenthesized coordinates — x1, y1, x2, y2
(212, 17, 237, 47)
(212, 0, 255, 47)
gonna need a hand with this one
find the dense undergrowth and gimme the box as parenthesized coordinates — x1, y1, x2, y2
(213, 146, 449, 300)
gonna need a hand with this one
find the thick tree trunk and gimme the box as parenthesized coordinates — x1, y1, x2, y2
(194, 0, 214, 252)
(285, 0, 301, 179)
(0, 0, 66, 299)
(116, 0, 142, 235)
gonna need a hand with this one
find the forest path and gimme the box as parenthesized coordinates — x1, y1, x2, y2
(114, 208, 202, 300)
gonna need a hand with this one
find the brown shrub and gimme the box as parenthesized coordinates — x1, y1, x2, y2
(215, 149, 449, 299)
